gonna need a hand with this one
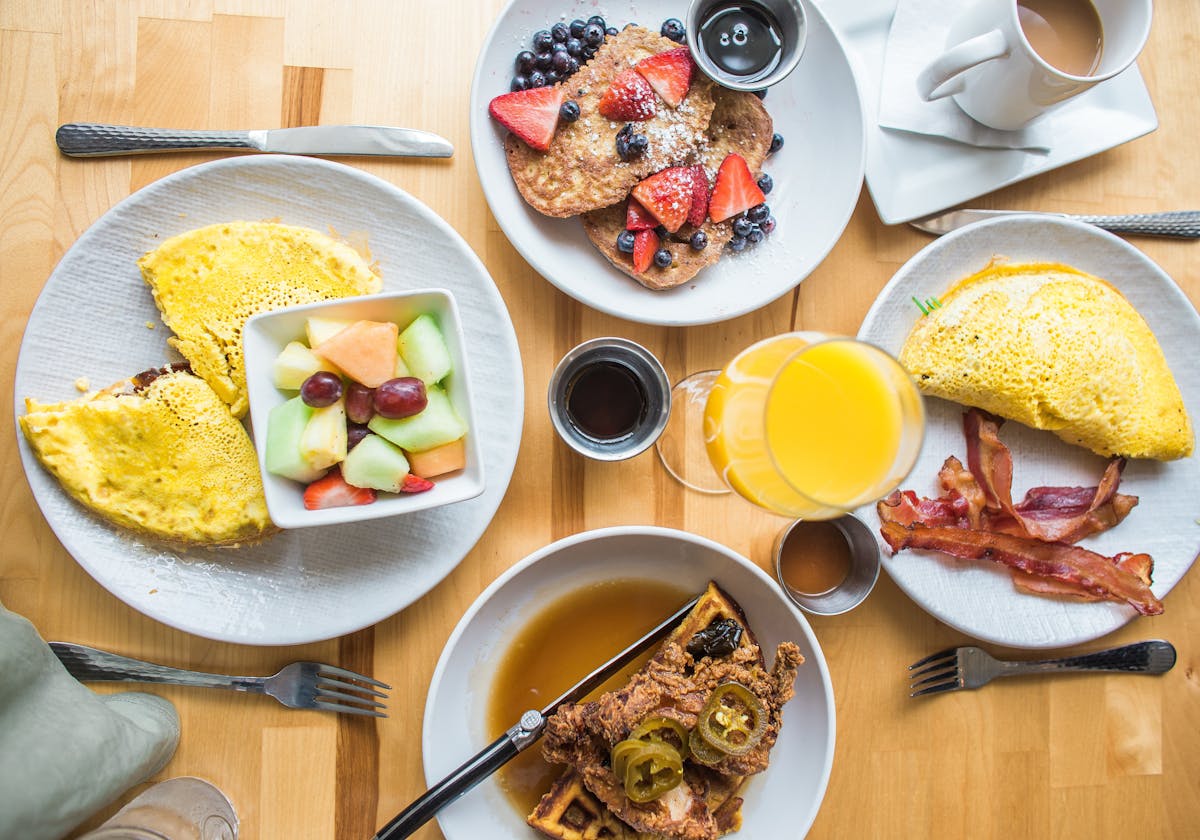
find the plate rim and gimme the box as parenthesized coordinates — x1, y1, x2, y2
(421, 524, 837, 839)
(13, 153, 525, 645)
(468, 0, 867, 326)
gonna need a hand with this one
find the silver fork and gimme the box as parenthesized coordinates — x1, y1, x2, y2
(50, 641, 390, 717)
(908, 640, 1176, 697)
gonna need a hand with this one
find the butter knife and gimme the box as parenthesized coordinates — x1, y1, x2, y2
(371, 594, 701, 840)
(55, 123, 453, 158)
(910, 209, 1200, 239)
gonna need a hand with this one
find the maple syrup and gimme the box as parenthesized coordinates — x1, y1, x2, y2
(778, 519, 852, 596)
(697, 2, 785, 80)
(566, 361, 646, 442)
(486, 579, 689, 816)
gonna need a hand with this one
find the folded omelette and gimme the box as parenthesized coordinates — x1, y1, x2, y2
(138, 221, 382, 418)
(19, 368, 274, 546)
(900, 261, 1193, 460)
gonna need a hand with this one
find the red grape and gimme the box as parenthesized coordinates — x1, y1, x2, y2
(300, 371, 343, 407)
(346, 423, 371, 450)
(345, 381, 375, 424)
(374, 377, 427, 419)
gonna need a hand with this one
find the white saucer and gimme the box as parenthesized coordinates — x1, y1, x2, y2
(822, 0, 1158, 224)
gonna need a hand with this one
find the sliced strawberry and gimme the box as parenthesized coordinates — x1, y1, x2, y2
(399, 473, 435, 494)
(626, 197, 658, 231)
(686, 164, 710, 227)
(708, 154, 766, 223)
(632, 229, 659, 274)
(630, 166, 694, 233)
(303, 469, 377, 510)
(488, 86, 566, 152)
(635, 47, 694, 108)
(598, 70, 657, 121)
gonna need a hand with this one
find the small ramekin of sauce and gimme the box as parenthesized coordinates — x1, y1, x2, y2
(773, 513, 880, 616)
(548, 338, 671, 461)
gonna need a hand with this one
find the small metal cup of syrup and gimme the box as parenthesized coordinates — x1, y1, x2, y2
(548, 338, 671, 461)
(773, 513, 880, 616)
(686, 0, 808, 92)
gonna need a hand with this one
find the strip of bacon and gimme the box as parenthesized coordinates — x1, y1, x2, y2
(1012, 552, 1154, 601)
(880, 521, 1163, 616)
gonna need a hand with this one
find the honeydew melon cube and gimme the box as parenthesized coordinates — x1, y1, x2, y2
(300, 398, 347, 471)
(397, 314, 453, 384)
(306, 316, 353, 348)
(265, 396, 326, 483)
(273, 341, 339, 390)
(368, 385, 466, 452)
(394, 353, 412, 378)
(342, 434, 411, 492)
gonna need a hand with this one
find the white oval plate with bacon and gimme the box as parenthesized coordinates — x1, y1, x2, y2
(859, 215, 1200, 648)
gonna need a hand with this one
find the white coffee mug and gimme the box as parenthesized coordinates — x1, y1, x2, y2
(916, 0, 1152, 130)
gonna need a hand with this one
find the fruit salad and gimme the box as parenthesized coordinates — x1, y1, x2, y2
(264, 313, 469, 510)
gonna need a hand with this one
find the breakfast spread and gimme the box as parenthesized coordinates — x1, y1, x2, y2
(899, 260, 1193, 460)
(528, 581, 802, 840)
(489, 19, 780, 290)
(19, 366, 274, 546)
(265, 313, 469, 509)
(137, 221, 383, 419)
(880, 408, 1164, 615)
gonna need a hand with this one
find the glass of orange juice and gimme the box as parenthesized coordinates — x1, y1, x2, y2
(655, 332, 924, 519)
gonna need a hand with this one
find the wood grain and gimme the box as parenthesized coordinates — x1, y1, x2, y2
(1, 2, 1198, 839)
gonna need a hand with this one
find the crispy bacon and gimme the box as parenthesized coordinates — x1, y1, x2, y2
(880, 521, 1163, 616)
(1012, 552, 1153, 601)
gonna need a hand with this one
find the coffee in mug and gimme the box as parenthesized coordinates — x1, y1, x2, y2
(1017, 0, 1103, 76)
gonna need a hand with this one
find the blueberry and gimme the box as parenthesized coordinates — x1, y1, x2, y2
(582, 44, 598, 60)
(587, 15, 606, 29)
(617, 230, 636, 253)
(516, 50, 536, 73)
(690, 230, 708, 250)
(729, 235, 748, 252)
(655, 224, 669, 239)
(748, 203, 770, 224)
(769, 132, 784, 154)
(533, 29, 553, 51)
(661, 18, 686, 43)
(552, 41, 568, 55)
(757, 174, 773, 194)
(747, 227, 765, 244)
(544, 70, 560, 85)
(528, 70, 547, 88)
(762, 216, 777, 235)
(552, 50, 572, 73)
(569, 18, 586, 38)
(615, 125, 646, 161)
(733, 216, 753, 237)
(535, 51, 553, 71)
(627, 133, 648, 156)
(606, 26, 618, 36)
(563, 56, 580, 75)
(511, 75, 530, 91)
(566, 37, 583, 57)
(583, 22, 605, 46)
(753, 89, 767, 100)
(624, 22, 638, 29)
(654, 247, 673, 268)
(560, 100, 580, 122)
(551, 22, 570, 42)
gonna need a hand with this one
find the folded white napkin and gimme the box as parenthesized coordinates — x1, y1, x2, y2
(879, 0, 1058, 151)
(0, 601, 180, 840)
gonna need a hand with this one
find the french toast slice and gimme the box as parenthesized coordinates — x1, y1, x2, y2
(504, 27, 716, 218)
(529, 582, 800, 840)
(581, 87, 774, 290)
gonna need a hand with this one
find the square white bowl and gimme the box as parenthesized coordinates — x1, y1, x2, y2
(243, 290, 484, 529)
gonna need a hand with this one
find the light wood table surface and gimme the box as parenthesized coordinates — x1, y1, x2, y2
(2, 2, 1198, 838)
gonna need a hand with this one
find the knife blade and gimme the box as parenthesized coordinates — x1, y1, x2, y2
(910, 208, 1200, 238)
(55, 123, 453, 158)
(371, 593, 701, 840)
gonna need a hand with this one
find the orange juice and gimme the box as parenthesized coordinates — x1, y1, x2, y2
(704, 333, 923, 518)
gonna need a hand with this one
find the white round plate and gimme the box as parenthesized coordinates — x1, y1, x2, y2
(423, 526, 835, 839)
(469, 0, 866, 326)
(858, 216, 1200, 649)
(13, 155, 524, 645)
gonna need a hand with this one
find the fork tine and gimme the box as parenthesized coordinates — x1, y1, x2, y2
(317, 665, 390, 690)
(316, 687, 388, 710)
(909, 647, 957, 670)
(910, 680, 961, 698)
(909, 659, 958, 681)
(313, 700, 388, 718)
(910, 669, 959, 690)
(316, 675, 389, 699)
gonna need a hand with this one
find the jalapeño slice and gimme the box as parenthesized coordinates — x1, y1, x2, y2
(622, 741, 683, 804)
(628, 715, 691, 760)
(695, 682, 768, 757)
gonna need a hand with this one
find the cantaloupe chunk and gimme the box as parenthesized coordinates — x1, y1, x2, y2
(313, 319, 398, 387)
(405, 437, 466, 478)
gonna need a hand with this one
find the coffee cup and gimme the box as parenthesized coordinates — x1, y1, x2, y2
(916, 0, 1152, 131)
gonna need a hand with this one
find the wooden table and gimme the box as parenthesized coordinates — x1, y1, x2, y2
(2, 2, 1197, 838)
